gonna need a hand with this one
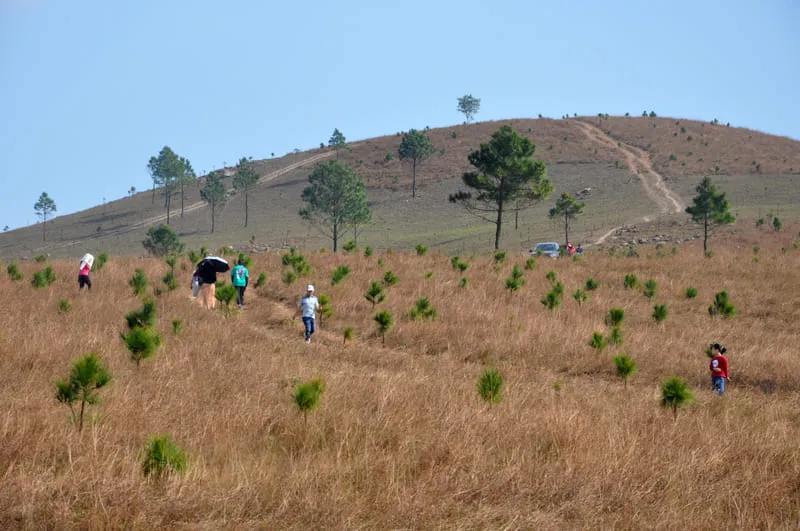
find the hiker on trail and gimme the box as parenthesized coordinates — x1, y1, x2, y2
(196, 259, 218, 310)
(709, 343, 729, 396)
(191, 265, 201, 298)
(231, 259, 249, 309)
(78, 253, 93, 291)
(567, 242, 576, 257)
(293, 284, 320, 344)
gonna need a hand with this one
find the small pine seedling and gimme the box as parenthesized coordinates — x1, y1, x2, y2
(409, 297, 437, 321)
(661, 377, 694, 420)
(364, 282, 385, 308)
(373, 310, 394, 344)
(255, 272, 267, 288)
(331, 265, 351, 285)
(142, 435, 187, 478)
(293, 378, 325, 423)
(121, 326, 162, 367)
(415, 243, 428, 256)
(343, 326, 354, 346)
(363, 246, 373, 257)
(613, 354, 637, 387)
(58, 299, 72, 313)
(685, 287, 698, 299)
(585, 278, 599, 291)
(493, 251, 507, 264)
(505, 264, 526, 294)
(708, 291, 736, 318)
(524, 257, 536, 270)
(608, 326, 624, 346)
(125, 298, 157, 329)
(643, 279, 657, 299)
(459, 277, 468, 289)
(215, 283, 238, 314)
(7, 263, 23, 281)
(317, 294, 333, 321)
(281, 269, 298, 285)
(129, 269, 148, 296)
(55, 353, 112, 432)
(342, 241, 356, 253)
(541, 291, 561, 310)
(573, 289, 588, 306)
(476, 368, 504, 404)
(589, 331, 608, 352)
(545, 270, 557, 283)
(623, 273, 639, 289)
(605, 308, 625, 327)
(653, 304, 668, 323)
(171, 318, 182, 335)
(382, 270, 398, 286)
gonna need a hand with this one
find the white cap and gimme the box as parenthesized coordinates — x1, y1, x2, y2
(307, 284, 314, 292)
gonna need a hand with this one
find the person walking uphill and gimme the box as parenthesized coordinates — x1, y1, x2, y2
(78, 253, 93, 291)
(231, 259, 249, 309)
(196, 258, 219, 310)
(294, 285, 320, 344)
(709, 343, 729, 395)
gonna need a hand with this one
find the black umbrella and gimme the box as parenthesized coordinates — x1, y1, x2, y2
(199, 256, 230, 273)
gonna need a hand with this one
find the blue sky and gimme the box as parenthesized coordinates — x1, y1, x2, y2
(1, 0, 798, 229)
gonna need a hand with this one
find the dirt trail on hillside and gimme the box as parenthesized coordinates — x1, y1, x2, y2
(573, 121, 686, 245)
(33, 151, 335, 253)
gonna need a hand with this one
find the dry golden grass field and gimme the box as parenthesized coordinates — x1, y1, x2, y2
(2, 227, 800, 528)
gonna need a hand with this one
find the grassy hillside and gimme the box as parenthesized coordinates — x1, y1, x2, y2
(2, 116, 799, 259)
(1, 230, 799, 527)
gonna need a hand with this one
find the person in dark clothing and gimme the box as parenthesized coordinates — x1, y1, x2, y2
(196, 259, 218, 309)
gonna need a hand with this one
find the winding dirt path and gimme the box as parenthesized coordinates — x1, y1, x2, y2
(573, 121, 686, 245)
(34, 151, 335, 253)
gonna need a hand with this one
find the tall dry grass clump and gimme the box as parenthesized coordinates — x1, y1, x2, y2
(1, 236, 799, 528)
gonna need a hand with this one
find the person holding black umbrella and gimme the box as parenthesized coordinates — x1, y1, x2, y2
(196, 256, 230, 310)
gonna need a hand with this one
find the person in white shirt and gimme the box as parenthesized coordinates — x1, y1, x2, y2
(293, 284, 320, 343)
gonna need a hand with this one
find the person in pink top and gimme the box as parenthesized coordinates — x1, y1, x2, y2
(78, 257, 92, 291)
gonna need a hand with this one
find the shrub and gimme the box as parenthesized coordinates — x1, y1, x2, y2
(545, 270, 557, 283)
(573, 289, 588, 306)
(552, 281, 564, 298)
(58, 299, 72, 313)
(585, 278, 599, 291)
(589, 332, 608, 352)
(605, 308, 625, 327)
(343, 327, 354, 346)
(653, 304, 668, 323)
(459, 277, 468, 289)
(215, 283, 237, 312)
(374, 310, 394, 344)
(281, 269, 298, 285)
(455, 260, 469, 273)
(773, 217, 782, 232)
(493, 251, 507, 264)
(92, 252, 108, 272)
(142, 224, 183, 257)
(661, 377, 694, 420)
(408, 297, 437, 321)
(425, 271, 434, 279)
(34, 254, 48, 263)
(125, 298, 156, 329)
(331, 265, 351, 285)
(364, 281, 385, 308)
(382, 270, 398, 286)
(505, 264, 526, 294)
(643, 279, 657, 299)
(608, 326, 624, 346)
(476, 368, 504, 404)
(540, 291, 561, 310)
(129, 269, 148, 296)
(685, 287, 698, 299)
(623, 273, 639, 289)
(704, 250, 714, 258)
(415, 244, 428, 256)
(613, 354, 637, 386)
(32, 267, 57, 288)
(162, 270, 178, 291)
(669, 154, 677, 161)
(316, 294, 333, 321)
(708, 291, 736, 318)
(281, 248, 311, 276)
(237, 253, 253, 268)
(188, 249, 201, 264)
(524, 257, 536, 270)
(364, 246, 373, 257)
(385, 152, 394, 161)
(255, 272, 267, 288)
(7, 263, 23, 281)
(121, 326, 162, 367)
(171, 318, 182, 335)
(55, 353, 112, 431)
(142, 435, 187, 478)
(293, 378, 325, 422)
(342, 240, 357, 253)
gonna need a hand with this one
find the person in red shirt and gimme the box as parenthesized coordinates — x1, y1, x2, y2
(709, 343, 729, 395)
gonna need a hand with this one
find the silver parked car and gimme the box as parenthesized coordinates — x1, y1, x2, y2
(531, 242, 560, 258)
